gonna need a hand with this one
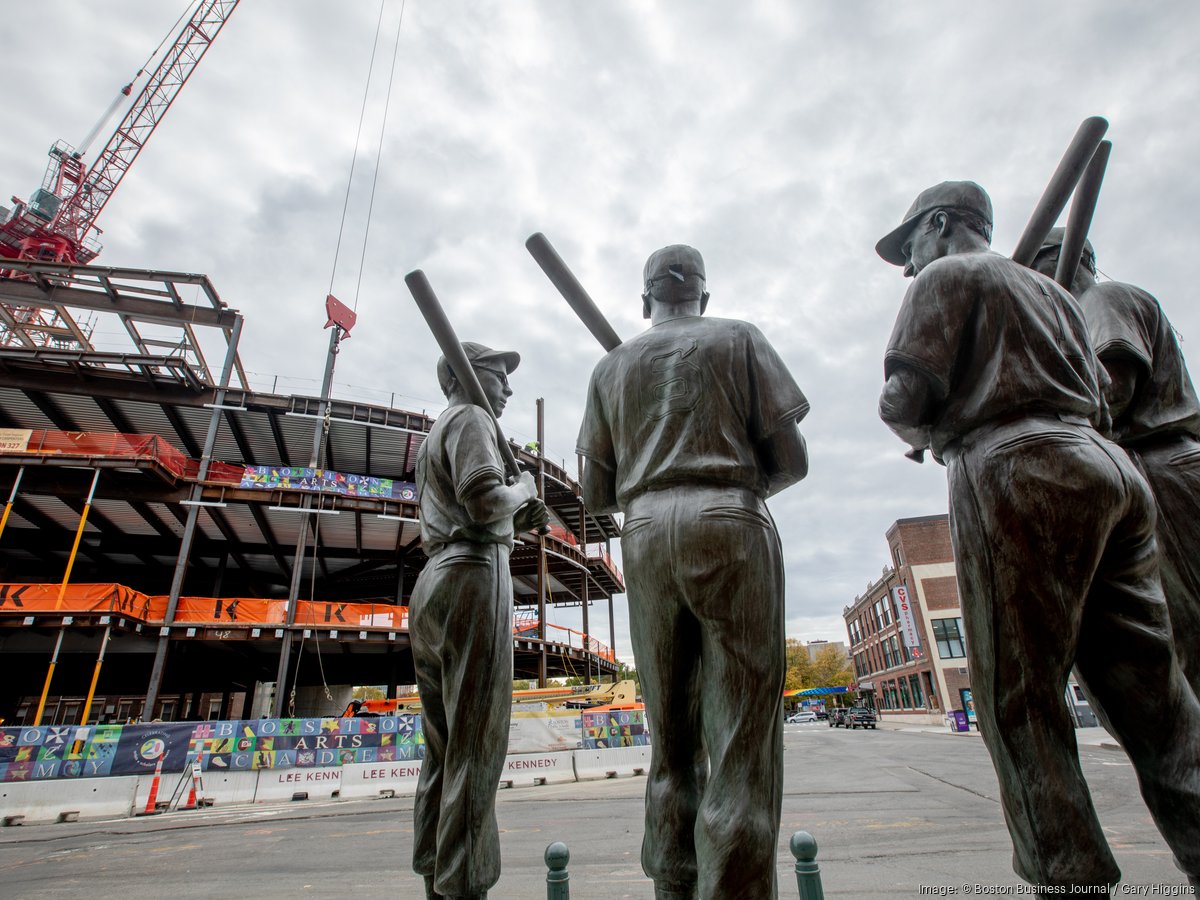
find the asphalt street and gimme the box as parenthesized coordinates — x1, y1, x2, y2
(0, 721, 1191, 898)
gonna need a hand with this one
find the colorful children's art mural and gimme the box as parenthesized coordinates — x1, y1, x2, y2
(239, 466, 416, 501)
(0, 716, 424, 783)
(580, 708, 650, 749)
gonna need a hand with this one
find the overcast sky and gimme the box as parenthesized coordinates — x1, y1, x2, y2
(3, 1, 1198, 663)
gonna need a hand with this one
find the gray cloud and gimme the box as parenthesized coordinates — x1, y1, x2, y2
(4, 0, 1197, 661)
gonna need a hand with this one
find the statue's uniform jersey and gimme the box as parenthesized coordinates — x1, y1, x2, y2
(881, 251, 1200, 888)
(884, 251, 1102, 457)
(415, 403, 513, 554)
(576, 314, 808, 898)
(1081, 280, 1200, 445)
(577, 315, 809, 510)
(410, 402, 513, 897)
(1081, 280, 1200, 696)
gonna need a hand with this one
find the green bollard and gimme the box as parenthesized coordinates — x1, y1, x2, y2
(545, 841, 570, 900)
(791, 831, 825, 900)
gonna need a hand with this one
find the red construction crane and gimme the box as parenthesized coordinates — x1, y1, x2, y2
(0, 0, 240, 267)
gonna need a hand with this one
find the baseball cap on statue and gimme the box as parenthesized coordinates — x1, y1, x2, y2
(643, 245, 706, 291)
(875, 181, 993, 266)
(1038, 226, 1096, 274)
(437, 341, 520, 393)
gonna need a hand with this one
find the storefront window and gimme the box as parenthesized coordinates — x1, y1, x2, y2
(924, 671, 939, 709)
(909, 674, 924, 707)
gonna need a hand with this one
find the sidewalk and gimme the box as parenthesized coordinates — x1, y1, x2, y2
(874, 716, 1122, 750)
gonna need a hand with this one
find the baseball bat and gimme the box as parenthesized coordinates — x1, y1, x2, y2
(404, 269, 522, 480)
(1010, 116, 1109, 267)
(1055, 140, 1111, 291)
(405, 270, 549, 534)
(525, 233, 623, 352)
(907, 118, 1110, 465)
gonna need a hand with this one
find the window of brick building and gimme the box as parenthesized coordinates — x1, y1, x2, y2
(932, 618, 966, 659)
(909, 674, 924, 707)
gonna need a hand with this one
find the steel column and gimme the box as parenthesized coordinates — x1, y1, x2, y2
(0, 466, 24, 542)
(145, 313, 244, 714)
(32, 629, 66, 726)
(579, 498, 591, 685)
(536, 398, 547, 688)
(58, 468, 101, 604)
(274, 323, 345, 717)
(80, 623, 112, 725)
(606, 539, 616, 656)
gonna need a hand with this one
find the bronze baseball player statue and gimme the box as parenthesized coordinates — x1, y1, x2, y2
(1032, 229, 1200, 696)
(577, 245, 809, 899)
(877, 182, 1200, 894)
(410, 342, 549, 900)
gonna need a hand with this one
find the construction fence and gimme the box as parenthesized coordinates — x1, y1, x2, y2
(0, 585, 616, 662)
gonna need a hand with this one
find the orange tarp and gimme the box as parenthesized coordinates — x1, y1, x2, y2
(295, 600, 408, 630)
(0, 583, 153, 618)
(149, 596, 409, 630)
(1, 584, 610, 660)
(154, 596, 289, 625)
(182, 459, 246, 483)
(0, 586, 409, 630)
(4, 431, 188, 477)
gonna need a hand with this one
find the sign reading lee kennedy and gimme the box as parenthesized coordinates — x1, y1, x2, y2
(892, 586, 924, 659)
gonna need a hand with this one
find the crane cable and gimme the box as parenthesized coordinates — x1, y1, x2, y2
(289, 3, 407, 714)
(288, 492, 333, 715)
(351, 0, 408, 312)
(141, 0, 204, 74)
(328, 0, 408, 311)
(78, 0, 203, 156)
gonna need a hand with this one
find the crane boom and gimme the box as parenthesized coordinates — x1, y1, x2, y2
(0, 0, 241, 266)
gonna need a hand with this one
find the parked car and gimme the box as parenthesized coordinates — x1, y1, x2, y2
(815, 709, 829, 721)
(847, 707, 878, 729)
(787, 711, 818, 724)
(829, 708, 848, 727)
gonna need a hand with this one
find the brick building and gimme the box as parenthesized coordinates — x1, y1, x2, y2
(843, 514, 972, 726)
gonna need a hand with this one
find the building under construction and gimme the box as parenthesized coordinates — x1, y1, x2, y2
(0, 260, 624, 726)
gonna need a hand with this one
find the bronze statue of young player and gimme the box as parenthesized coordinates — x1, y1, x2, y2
(577, 245, 809, 899)
(877, 182, 1200, 894)
(1032, 229, 1200, 696)
(410, 342, 549, 900)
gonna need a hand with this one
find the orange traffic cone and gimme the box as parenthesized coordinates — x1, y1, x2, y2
(137, 757, 164, 816)
(180, 775, 198, 811)
(179, 746, 205, 811)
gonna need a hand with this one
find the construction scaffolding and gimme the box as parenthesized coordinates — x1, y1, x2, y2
(0, 262, 624, 727)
